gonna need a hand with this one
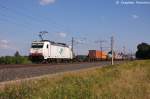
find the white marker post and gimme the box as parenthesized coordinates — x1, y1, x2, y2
(111, 36, 114, 65)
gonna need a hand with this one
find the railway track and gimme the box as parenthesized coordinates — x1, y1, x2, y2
(0, 61, 115, 69)
(0, 62, 98, 69)
(0, 61, 125, 82)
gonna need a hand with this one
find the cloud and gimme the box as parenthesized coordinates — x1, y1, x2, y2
(0, 39, 17, 50)
(58, 32, 67, 38)
(115, 1, 120, 5)
(132, 14, 139, 19)
(0, 40, 9, 49)
(39, 0, 56, 5)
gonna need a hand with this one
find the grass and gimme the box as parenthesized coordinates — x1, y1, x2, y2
(0, 60, 150, 99)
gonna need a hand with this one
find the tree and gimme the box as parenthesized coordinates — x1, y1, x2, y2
(14, 51, 20, 57)
(136, 43, 150, 59)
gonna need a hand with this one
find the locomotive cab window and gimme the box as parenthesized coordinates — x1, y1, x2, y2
(31, 43, 43, 48)
(47, 44, 49, 48)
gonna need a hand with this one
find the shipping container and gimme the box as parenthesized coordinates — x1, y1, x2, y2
(88, 50, 107, 60)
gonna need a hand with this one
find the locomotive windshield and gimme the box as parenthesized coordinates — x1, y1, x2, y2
(31, 43, 43, 48)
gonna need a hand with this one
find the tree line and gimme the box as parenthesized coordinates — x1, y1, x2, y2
(136, 43, 150, 59)
(0, 51, 31, 64)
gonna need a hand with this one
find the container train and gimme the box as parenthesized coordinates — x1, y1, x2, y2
(29, 40, 125, 63)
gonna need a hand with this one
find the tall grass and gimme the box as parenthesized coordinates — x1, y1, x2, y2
(0, 60, 150, 99)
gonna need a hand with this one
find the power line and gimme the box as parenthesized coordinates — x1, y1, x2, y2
(70, 37, 87, 56)
(0, 9, 46, 32)
(0, 4, 69, 32)
(16, 4, 70, 32)
(0, 17, 34, 31)
(0, 5, 48, 30)
(0, 4, 52, 29)
(39, 31, 48, 40)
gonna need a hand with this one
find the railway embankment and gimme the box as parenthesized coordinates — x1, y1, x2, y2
(0, 60, 150, 99)
(0, 61, 118, 82)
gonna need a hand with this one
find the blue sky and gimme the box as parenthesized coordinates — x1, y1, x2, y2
(0, 0, 150, 56)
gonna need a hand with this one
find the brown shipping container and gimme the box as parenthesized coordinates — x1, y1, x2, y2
(88, 50, 107, 59)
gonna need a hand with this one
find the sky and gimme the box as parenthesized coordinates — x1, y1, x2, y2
(0, 0, 150, 56)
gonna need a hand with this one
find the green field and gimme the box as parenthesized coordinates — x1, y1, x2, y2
(0, 60, 150, 99)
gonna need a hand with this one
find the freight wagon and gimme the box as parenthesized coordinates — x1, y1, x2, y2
(107, 51, 124, 60)
(88, 50, 107, 61)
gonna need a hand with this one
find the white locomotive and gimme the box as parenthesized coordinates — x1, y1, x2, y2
(29, 40, 73, 63)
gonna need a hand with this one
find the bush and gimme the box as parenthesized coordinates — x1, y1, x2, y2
(0, 56, 31, 64)
(136, 43, 150, 59)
